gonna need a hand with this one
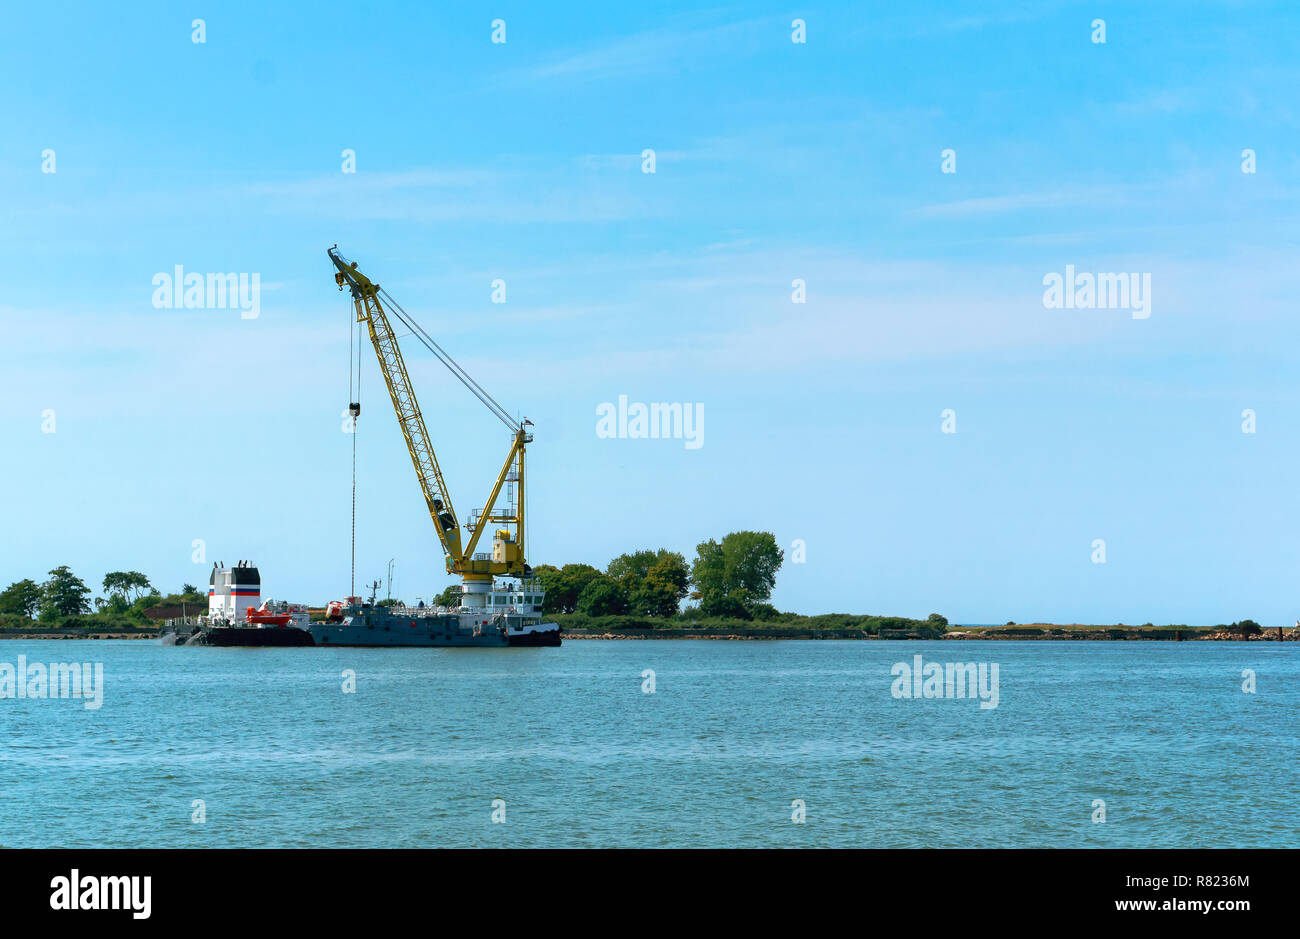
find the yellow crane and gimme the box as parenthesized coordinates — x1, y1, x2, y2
(328, 247, 533, 602)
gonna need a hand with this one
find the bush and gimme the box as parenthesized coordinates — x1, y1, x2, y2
(1226, 619, 1263, 637)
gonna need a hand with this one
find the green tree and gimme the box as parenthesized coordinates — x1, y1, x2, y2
(0, 579, 42, 620)
(131, 589, 162, 616)
(576, 576, 629, 616)
(561, 565, 603, 612)
(606, 550, 656, 584)
(691, 531, 784, 617)
(537, 563, 602, 614)
(43, 566, 92, 617)
(102, 571, 152, 602)
(642, 552, 690, 617)
(532, 564, 562, 614)
(607, 549, 690, 617)
(434, 584, 462, 607)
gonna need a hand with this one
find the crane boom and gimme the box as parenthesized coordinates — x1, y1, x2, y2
(328, 247, 533, 582)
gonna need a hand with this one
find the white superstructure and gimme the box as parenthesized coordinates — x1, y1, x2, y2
(207, 561, 262, 621)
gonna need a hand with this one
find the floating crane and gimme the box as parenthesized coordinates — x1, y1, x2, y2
(327, 246, 534, 609)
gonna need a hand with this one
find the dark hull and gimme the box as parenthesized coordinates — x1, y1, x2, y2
(507, 625, 562, 647)
(310, 607, 562, 648)
(310, 621, 508, 646)
(196, 627, 315, 647)
(164, 616, 558, 648)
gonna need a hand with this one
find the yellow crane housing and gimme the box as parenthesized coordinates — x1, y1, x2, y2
(328, 247, 534, 598)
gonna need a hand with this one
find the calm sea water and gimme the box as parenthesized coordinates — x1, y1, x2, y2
(1, 639, 1295, 848)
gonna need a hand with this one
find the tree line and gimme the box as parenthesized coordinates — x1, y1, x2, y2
(3, 531, 785, 626)
(529, 530, 785, 619)
(0, 566, 203, 627)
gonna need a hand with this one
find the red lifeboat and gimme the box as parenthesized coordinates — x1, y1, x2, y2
(246, 601, 293, 628)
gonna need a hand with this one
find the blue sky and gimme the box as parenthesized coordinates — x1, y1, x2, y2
(3, 1, 1299, 624)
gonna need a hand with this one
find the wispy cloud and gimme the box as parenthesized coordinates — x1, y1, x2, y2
(234, 162, 667, 225)
(908, 185, 1137, 219)
(242, 169, 507, 199)
(511, 16, 773, 83)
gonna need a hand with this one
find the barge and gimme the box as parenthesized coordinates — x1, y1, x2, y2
(161, 563, 560, 648)
(311, 578, 560, 647)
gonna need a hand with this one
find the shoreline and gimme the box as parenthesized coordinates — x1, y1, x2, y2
(559, 632, 1296, 641)
(0, 630, 155, 640)
(0, 624, 1294, 642)
(559, 621, 1298, 641)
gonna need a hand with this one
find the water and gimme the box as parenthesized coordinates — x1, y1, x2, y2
(1, 639, 1295, 847)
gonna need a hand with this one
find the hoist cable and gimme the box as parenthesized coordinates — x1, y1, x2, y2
(377, 287, 519, 432)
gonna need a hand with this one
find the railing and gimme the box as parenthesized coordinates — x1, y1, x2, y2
(365, 603, 460, 618)
(161, 616, 206, 630)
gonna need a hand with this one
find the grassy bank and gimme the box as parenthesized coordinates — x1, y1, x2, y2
(553, 616, 1296, 641)
(553, 612, 947, 639)
(948, 623, 1294, 640)
(0, 626, 156, 640)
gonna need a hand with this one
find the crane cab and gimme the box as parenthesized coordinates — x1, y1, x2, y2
(492, 528, 521, 566)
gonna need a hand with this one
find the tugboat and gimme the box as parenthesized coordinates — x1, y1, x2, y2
(160, 562, 314, 647)
(311, 577, 560, 647)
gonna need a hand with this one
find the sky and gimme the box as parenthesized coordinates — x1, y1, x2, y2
(3, 1, 1299, 625)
